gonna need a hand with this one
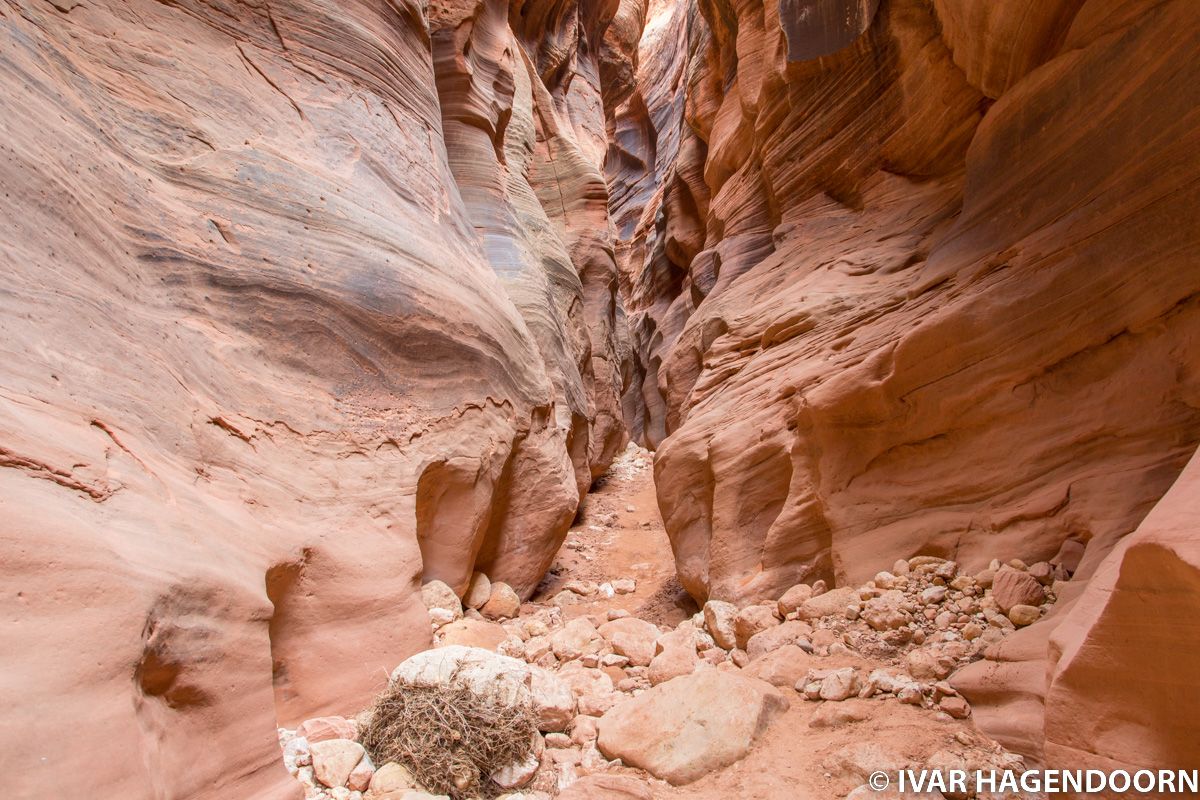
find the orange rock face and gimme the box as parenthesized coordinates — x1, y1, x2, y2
(612, 0, 1200, 600)
(0, 0, 629, 796)
(610, 0, 1200, 772)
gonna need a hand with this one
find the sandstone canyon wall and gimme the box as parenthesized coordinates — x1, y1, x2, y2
(0, 0, 630, 796)
(610, 0, 1200, 778)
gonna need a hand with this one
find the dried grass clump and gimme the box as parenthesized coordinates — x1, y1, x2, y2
(361, 677, 538, 799)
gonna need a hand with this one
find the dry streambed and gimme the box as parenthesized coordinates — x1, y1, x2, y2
(279, 450, 1064, 800)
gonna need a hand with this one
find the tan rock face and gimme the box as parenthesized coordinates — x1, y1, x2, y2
(595, 670, 789, 784)
(0, 0, 631, 795)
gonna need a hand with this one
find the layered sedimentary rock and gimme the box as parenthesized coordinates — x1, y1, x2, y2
(0, 0, 628, 796)
(610, 0, 1200, 771)
(614, 0, 1200, 601)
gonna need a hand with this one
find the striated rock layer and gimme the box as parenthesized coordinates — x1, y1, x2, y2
(0, 0, 631, 796)
(610, 0, 1200, 774)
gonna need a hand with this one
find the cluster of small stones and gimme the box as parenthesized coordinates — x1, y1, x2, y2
(281, 553, 1064, 799)
(279, 717, 443, 800)
(742, 556, 1062, 717)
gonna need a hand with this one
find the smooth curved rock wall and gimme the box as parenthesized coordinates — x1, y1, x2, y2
(0, 0, 629, 795)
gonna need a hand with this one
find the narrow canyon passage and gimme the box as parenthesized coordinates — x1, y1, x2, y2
(281, 446, 1059, 799)
(1, 0, 1199, 798)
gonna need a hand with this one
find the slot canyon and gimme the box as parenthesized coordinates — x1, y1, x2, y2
(1, 0, 1198, 798)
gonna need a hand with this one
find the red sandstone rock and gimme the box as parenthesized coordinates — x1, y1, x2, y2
(0, 0, 628, 796)
(612, 0, 1200, 608)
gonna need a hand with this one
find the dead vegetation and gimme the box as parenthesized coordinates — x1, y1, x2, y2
(361, 678, 538, 799)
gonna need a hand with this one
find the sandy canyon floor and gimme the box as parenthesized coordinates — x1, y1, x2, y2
(280, 446, 1047, 800)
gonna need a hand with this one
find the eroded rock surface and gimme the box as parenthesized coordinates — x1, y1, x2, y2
(0, 0, 630, 796)
(608, 0, 1200, 773)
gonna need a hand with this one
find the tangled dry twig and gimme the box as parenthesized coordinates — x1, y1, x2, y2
(361, 677, 537, 799)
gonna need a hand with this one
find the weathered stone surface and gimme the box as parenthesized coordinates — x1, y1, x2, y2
(530, 666, 577, 732)
(702, 600, 739, 650)
(776, 584, 814, 617)
(733, 605, 781, 650)
(613, 0, 1200, 613)
(596, 670, 789, 784)
(742, 645, 816, 689)
(464, 572, 493, 610)
(481, 582, 522, 620)
(598, 617, 660, 667)
(435, 619, 509, 651)
(296, 717, 358, 745)
(991, 568, 1045, 613)
(745, 620, 813, 661)
(797, 588, 861, 622)
(310, 739, 365, 789)
(0, 0, 632, 793)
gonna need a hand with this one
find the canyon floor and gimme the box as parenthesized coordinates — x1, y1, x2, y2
(281, 446, 1047, 800)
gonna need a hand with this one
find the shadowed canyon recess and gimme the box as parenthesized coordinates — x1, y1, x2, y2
(0, 0, 1198, 797)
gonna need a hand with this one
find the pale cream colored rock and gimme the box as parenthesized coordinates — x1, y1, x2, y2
(530, 666, 576, 732)
(463, 571, 492, 610)
(551, 617, 601, 661)
(311, 739, 365, 789)
(702, 600, 738, 650)
(796, 587, 860, 621)
(367, 761, 416, 796)
(421, 580, 463, 620)
(596, 670, 789, 784)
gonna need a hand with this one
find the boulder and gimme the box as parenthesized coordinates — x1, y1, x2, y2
(390, 646, 531, 707)
(648, 643, 699, 685)
(742, 644, 815, 689)
(421, 580, 463, 620)
(598, 617, 660, 666)
(558, 662, 616, 698)
(296, 716, 358, 744)
(551, 617, 601, 661)
(861, 591, 911, 631)
(991, 567, 1045, 612)
(311, 739, 365, 789)
(596, 670, 789, 784)
(745, 620, 813, 661)
(776, 583, 814, 616)
(367, 762, 417, 796)
(435, 618, 508, 651)
(1007, 604, 1041, 627)
(530, 666, 576, 732)
(347, 752, 375, 792)
(702, 600, 739, 650)
(734, 605, 781, 649)
(481, 582, 522, 620)
(796, 587, 860, 621)
(463, 572, 492, 610)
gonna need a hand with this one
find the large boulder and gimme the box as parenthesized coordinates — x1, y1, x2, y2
(390, 646, 531, 707)
(702, 600, 739, 650)
(596, 669, 789, 784)
(796, 587, 861, 621)
(991, 567, 1045, 613)
(599, 617, 661, 666)
(742, 644, 817, 689)
(745, 620, 812, 661)
(435, 618, 508, 651)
